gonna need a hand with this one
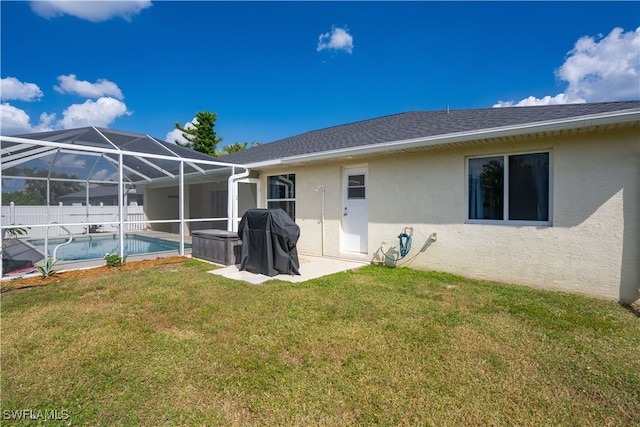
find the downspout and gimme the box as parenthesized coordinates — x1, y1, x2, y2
(227, 166, 250, 232)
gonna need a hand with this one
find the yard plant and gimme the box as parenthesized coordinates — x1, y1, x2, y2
(104, 252, 126, 268)
(35, 256, 58, 278)
(1, 260, 638, 426)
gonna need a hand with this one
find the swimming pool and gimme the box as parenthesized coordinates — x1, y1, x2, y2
(28, 235, 191, 261)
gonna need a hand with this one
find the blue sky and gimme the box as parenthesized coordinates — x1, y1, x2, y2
(1, 1, 639, 148)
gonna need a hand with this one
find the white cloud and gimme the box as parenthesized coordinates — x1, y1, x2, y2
(1, 103, 35, 134)
(30, 0, 152, 22)
(1, 74, 130, 134)
(0, 103, 55, 134)
(495, 27, 639, 107)
(37, 112, 57, 131)
(166, 118, 196, 145)
(493, 93, 586, 108)
(55, 153, 89, 169)
(557, 27, 639, 102)
(1, 77, 43, 102)
(317, 27, 354, 54)
(92, 168, 118, 181)
(59, 97, 130, 128)
(1, 97, 129, 134)
(55, 74, 124, 100)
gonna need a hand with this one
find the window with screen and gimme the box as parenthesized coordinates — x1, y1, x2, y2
(267, 174, 296, 220)
(347, 174, 366, 199)
(468, 152, 550, 224)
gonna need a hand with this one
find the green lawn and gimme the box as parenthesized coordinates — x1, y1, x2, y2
(1, 260, 638, 426)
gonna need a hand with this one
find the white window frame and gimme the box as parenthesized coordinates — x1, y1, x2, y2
(266, 173, 296, 220)
(346, 173, 366, 200)
(465, 150, 553, 226)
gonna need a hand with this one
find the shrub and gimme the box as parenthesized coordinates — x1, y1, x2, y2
(36, 257, 58, 278)
(104, 253, 126, 268)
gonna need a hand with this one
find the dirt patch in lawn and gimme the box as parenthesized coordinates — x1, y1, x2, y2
(2, 256, 190, 292)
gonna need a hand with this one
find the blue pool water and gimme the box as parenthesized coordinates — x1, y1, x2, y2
(29, 235, 191, 261)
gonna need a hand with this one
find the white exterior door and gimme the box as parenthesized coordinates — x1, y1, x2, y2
(341, 167, 368, 253)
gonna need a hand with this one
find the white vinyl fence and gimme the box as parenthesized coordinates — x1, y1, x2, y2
(1, 203, 146, 239)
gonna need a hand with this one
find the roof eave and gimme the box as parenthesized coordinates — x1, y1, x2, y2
(244, 108, 640, 168)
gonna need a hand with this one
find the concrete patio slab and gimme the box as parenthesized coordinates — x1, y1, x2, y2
(208, 255, 368, 284)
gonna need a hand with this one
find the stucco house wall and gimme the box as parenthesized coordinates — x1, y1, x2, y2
(258, 126, 638, 303)
(145, 177, 258, 235)
(144, 184, 182, 233)
(258, 164, 343, 258)
(188, 181, 228, 231)
(371, 128, 637, 303)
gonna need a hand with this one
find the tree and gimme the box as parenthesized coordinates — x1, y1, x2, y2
(221, 141, 261, 155)
(1, 190, 41, 206)
(27, 172, 85, 205)
(174, 111, 223, 157)
(2, 168, 84, 206)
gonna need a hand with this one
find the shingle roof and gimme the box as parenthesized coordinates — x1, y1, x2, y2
(220, 101, 640, 165)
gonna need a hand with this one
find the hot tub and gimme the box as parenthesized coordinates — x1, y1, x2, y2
(191, 230, 241, 266)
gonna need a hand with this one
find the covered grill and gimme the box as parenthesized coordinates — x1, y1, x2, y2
(238, 209, 300, 277)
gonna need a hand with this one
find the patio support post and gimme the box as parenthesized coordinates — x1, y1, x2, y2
(227, 166, 235, 231)
(46, 178, 50, 233)
(45, 178, 51, 254)
(85, 181, 89, 233)
(179, 160, 185, 256)
(118, 153, 125, 260)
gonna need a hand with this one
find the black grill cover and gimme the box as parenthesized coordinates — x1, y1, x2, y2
(238, 209, 300, 276)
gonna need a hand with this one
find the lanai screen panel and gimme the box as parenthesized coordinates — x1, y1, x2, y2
(2, 127, 244, 240)
(3, 127, 235, 185)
